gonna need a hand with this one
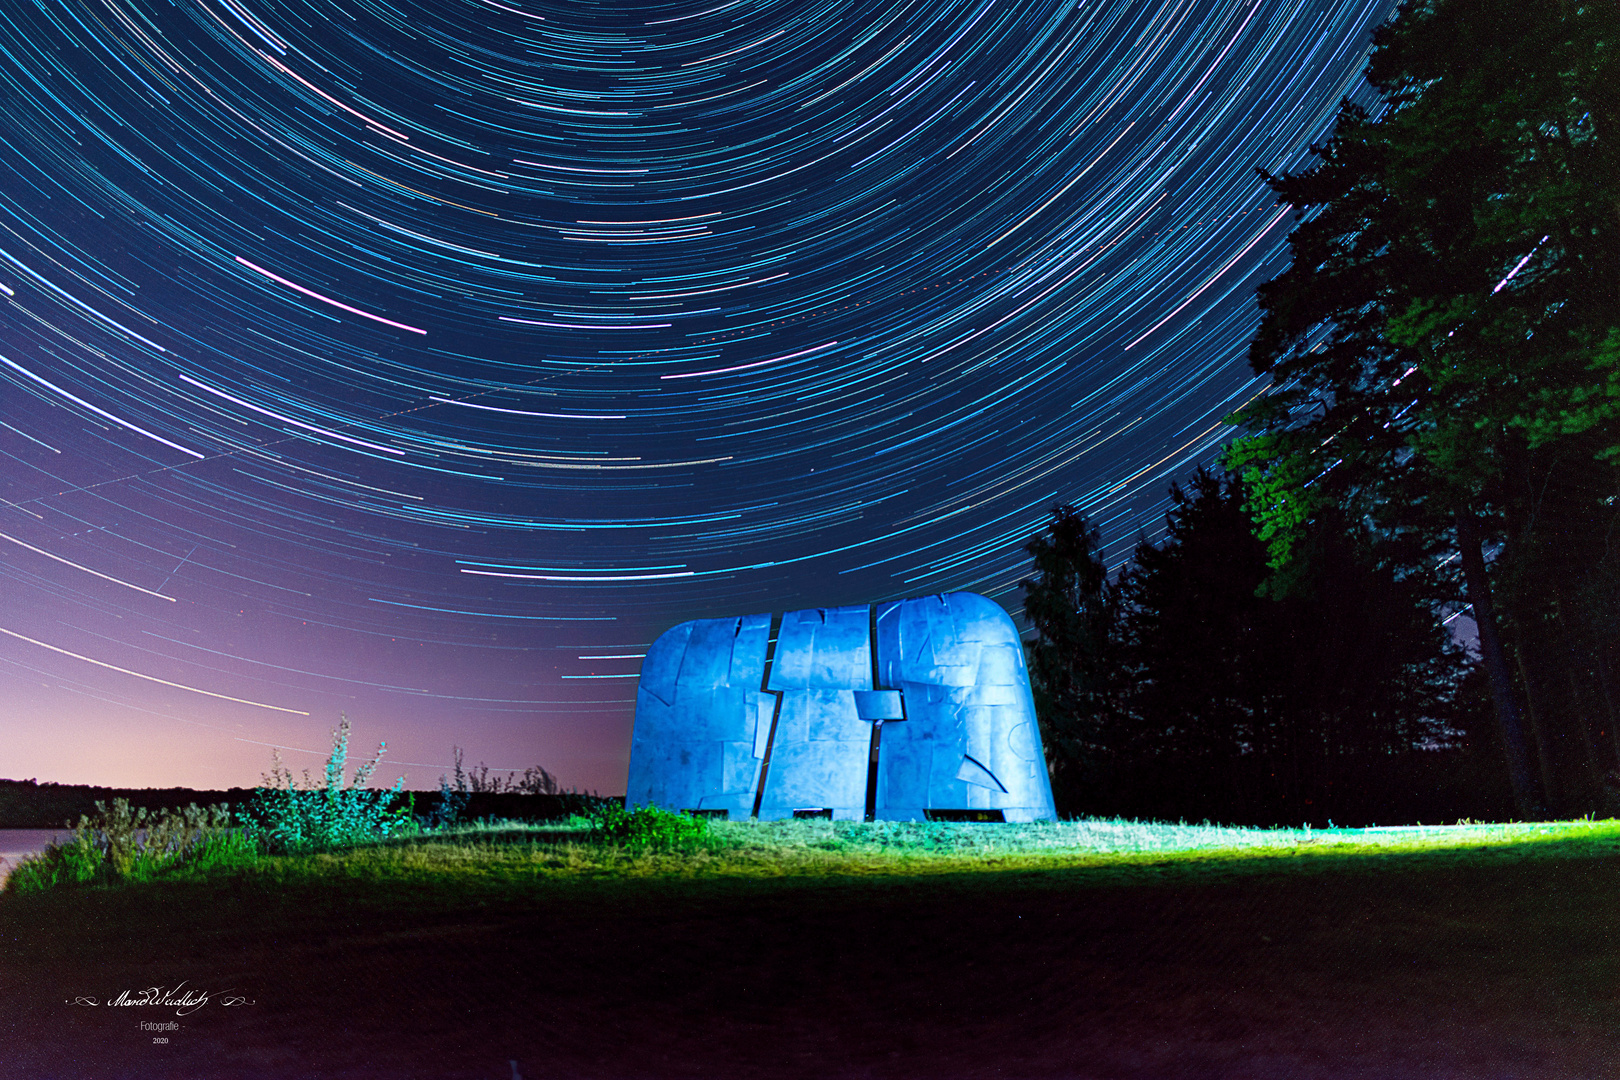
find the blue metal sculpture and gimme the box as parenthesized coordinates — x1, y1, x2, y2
(627, 592, 1056, 822)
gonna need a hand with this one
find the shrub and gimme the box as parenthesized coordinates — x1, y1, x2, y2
(4, 799, 244, 893)
(464, 760, 565, 795)
(424, 746, 471, 830)
(426, 750, 599, 826)
(241, 714, 410, 854)
(588, 803, 713, 852)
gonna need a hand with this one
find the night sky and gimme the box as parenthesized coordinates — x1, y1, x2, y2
(0, 0, 1390, 793)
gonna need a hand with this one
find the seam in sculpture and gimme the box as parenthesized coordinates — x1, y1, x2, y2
(959, 753, 1009, 793)
(752, 612, 785, 819)
(865, 603, 882, 820)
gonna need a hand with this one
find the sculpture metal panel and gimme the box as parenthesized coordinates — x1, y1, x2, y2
(626, 592, 1057, 822)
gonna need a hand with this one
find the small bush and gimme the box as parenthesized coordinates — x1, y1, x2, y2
(241, 714, 410, 855)
(465, 759, 564, 795)
(426, 749, 596, 826)
(425, 746, 471, 830)
(4, 798, 242, 894)
(588, 803, 714, 852)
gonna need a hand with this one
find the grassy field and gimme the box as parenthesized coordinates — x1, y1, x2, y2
(3, 816, 1618, 1079)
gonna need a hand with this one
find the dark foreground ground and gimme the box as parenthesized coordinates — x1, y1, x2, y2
(2, 842, 1617, 1080)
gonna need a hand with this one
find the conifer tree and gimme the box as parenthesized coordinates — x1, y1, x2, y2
(1020, 504, 1119, 803)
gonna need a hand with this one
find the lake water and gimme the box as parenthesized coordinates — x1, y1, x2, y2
(0, 829, 74, 886)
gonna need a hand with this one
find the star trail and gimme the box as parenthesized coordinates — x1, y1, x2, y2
(0, 0, 1390, 791)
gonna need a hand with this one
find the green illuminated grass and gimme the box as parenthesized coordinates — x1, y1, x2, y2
(705, 815, 1619, 860)
(14, 814, 1618, 900)
(93, 814, 1616, 895)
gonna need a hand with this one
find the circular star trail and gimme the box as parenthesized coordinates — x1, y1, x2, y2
(0, 0, 1391, 790)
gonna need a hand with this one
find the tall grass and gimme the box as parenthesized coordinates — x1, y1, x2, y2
(4, 798, 253, 893)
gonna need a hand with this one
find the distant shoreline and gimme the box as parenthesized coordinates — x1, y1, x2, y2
(0, 778, 612, 829)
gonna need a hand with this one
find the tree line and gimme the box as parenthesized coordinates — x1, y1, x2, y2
(1023, 0, 1617, 825)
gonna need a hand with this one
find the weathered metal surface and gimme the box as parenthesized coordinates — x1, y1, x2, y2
(626, 592, 1056, 822)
